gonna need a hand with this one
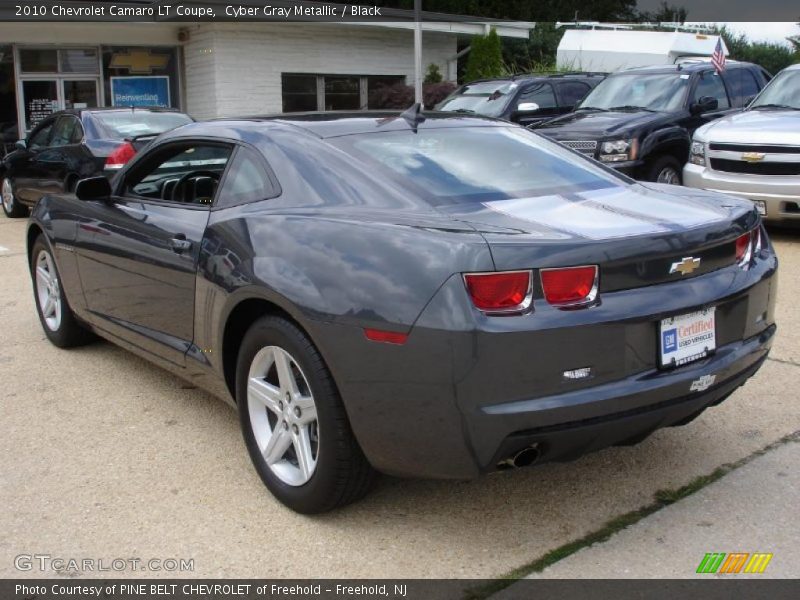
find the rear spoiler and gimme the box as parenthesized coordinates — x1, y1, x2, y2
(124, 133, 160, 144)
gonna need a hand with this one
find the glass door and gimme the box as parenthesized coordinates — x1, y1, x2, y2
(20, 79, 59, 132)
(62, 79, 98, 109)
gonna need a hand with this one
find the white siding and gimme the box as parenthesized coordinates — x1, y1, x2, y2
(181, 23, 457, 119)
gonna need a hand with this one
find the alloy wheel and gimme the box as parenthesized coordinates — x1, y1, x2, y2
(35, 249, 62, 332)
(247, 346, 319, 486)
(657, 167, 680, 185)
(2, 179, 14, 213)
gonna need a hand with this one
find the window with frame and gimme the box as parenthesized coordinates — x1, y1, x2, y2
(216, 147, 276, 208)
(724, 68, 761, 107)
(28, 120, 54, 149)
(124, 143, 232, 206)
(49, 116, 79, 147)
(558, 81, 591, 107)
(519, 83, 556, 108)
(693, 71, 730, 109)
(282, 73, 405, 112)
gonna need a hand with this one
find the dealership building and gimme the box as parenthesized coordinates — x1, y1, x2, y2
(0, 15, 532, 150)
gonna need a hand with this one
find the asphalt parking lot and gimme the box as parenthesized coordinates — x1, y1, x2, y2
(1, 215, 799, 581)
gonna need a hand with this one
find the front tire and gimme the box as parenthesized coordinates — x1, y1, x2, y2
(2, 177, 28, 218)
(30, 236, 94, 347)
(236, 316, 375, 513)
(645, 155, 682, 185)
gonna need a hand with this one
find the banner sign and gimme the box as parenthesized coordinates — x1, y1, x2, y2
(110, 76, 170, 108)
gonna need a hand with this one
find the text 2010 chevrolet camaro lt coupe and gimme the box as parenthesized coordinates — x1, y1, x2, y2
(26, 111, 776, 513)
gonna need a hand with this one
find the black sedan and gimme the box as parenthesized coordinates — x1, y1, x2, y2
(2, 107, 192, 217)
(26, 111, 776, 513)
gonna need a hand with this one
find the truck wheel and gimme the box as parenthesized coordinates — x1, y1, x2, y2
(646, 155, 682, 185)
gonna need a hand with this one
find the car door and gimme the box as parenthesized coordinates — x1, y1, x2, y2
(74, 139, 233, 366)
(555, 80, 592, 115)
(683, 69, 734, 134)
(13, 117, 56, 203)
(513, 82, 559, 127)
(33, 115, 82, 196)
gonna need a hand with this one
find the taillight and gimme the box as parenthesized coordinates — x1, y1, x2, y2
(735, 229, 761, 268)
(105, 142, 136, 170)
(540, 265, 599, 307)
(463, 270, 532, 314)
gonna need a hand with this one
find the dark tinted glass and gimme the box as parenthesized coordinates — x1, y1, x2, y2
(725, 69, 760, 107)
(49, 117, 78, 147)
(20, 49, 58, 73)
(693, 71, 730, 109)
(217, 147, 275, 207)
(324, 76, 360, 110)
(558, 81, 591, 106)
(282, 74, 318, 112)
(28, 121, 54, 148)
(519, 83, 556, 108)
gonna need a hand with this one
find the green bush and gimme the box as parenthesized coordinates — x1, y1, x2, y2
(464, 28, 504, 82)
(423, 63, 443, 84)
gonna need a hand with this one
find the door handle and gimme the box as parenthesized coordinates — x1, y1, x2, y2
(170, 235, 192, 254)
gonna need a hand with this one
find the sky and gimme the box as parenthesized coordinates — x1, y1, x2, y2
(698, 22, 800, 46)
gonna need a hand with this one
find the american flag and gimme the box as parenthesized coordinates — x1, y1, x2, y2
(711, 38, 726, 73)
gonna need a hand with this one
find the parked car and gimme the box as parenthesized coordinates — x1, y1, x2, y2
(1, 107, 193, 218)
(534, 61, 771, 184)
(684, 64, 800, 225)
(27, 112, 776, 513)
(436, 73, 606, 127)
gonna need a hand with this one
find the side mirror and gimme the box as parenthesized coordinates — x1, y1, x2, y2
(690, 96, 719, 115)
(516, 102, 540, 114)
(75, 176, 112, 201)
(14, 139, 26, 151)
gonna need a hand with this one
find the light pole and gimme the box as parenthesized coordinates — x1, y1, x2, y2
(414, 0, 422, 104)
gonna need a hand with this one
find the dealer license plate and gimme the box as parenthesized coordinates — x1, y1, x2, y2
(659, 308, 716, 368)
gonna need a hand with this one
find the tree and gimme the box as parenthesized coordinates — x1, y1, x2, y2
(464, 28, 504, 82)
(423, 63, 443, 84)
(714, 25, 798, 76)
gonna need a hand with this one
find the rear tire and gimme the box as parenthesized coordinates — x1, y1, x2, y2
(30, 236, 94, 348)
(236, 315, 375, 513)
(645, 155, 682, 185)
(2, 177, 28, 218)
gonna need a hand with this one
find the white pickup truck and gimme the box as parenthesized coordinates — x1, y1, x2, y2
(684, 64, 800, 224)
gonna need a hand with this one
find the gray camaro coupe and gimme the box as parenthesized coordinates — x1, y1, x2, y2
(25, 111, 777, 513)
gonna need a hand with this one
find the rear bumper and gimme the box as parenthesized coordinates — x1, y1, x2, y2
(683, 163, 800, 223)
(313, 252, 777, 480)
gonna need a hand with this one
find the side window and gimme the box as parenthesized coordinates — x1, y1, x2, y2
(50, 117, 78, 148)
(724, 69, 761, 107)
(692, 71, 730, 109)
(557, 81, 591, 107)
(518, 83, 556, 109)
(216, 146, 277, 208)
(28, 120, 54, 149)
(71, 120, 84, 144)
(124, 143, 233, 206)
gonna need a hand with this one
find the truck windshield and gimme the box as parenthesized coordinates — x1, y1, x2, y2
(749, 69, 800, 110)
(437, 81, 517, 117)
(578, 73, 689, 112)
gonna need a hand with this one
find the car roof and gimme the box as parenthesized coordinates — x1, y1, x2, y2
(614, 61, 756, 75)
(169, 111, 506, 140)
(463, 72, 607, 86)
(51, 106, 186, 118)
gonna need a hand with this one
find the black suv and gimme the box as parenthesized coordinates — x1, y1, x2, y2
(534, 61, 771, 184)
(436, 73, 606, 127)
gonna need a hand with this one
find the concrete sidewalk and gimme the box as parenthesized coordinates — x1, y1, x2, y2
(507, 438, 800, 582)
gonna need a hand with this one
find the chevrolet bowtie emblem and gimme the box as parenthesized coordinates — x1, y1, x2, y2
(742, 152, 766, 163)
(670, 257, 701, 275)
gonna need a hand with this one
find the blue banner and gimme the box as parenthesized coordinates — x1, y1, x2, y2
(110, 76, 170, 108)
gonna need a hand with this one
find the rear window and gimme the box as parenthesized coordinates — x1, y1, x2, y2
(332, 126, 623, 203)
(437, 81, 518, 117)
(89, 111, 192, 139)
